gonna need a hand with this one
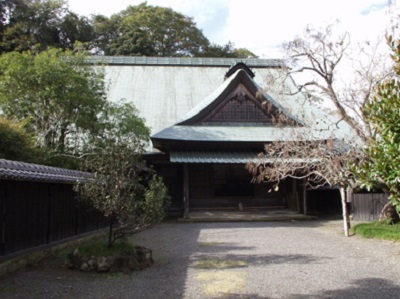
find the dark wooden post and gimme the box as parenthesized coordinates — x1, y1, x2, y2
(183, 164, 189, 218)
(292, 179, 298, 212)
(303, 178, 307, 215)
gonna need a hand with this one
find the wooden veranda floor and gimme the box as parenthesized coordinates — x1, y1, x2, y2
(179, 209, 317, 222)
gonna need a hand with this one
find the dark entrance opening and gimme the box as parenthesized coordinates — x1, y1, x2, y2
(214, 164, 254, 197)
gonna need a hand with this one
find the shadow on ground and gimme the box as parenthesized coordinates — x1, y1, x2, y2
(288, 278, 400, 299)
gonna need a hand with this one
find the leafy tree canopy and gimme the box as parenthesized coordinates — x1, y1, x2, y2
(0, 1, 256, 57)
(92, 2, 256, 58)
(0, 47, 154, 169)
(358, 35, 400, 214)
(76, 116, 165, 247)
(0, 48, 107, 158)
(201, 41, 258, 58)
(92, 2, 209, 56)
(0, 0, 94, 53)
(76, 141, 168, 247)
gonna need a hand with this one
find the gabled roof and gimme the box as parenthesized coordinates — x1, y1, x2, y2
(151, 66, 307, 151)
(93, 56, 356, 152)
(175, 68, 302, 126)
(89, 56, 293, 140)
(0, 159, 92, 184)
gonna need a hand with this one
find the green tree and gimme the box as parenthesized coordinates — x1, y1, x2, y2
(0, 48, 107, 158)
(0, 0, 9, 36)
(358, 36, 400, 220)
(202, 41, 258, 58)
(59, 11, 95, 50)
(92, 2, 210, 56)
(0, 0, 66, 53)
(0, 117, 41, 162)
(0, 0, 95, 53)
(76, 119, 167, 247)
(97, 102, 150, 146)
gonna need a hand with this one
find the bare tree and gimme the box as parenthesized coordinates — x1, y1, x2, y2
(283, 24, 391, 141)
(250, 23, 392, 236)
(247, 138, 363, 236)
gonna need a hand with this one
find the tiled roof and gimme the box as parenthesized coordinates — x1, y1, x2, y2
(0, 159, 92, 184)
(87, 56, 284, 68)
(152, 125, 330, 143)
(89, 56, 357, 152)
(170, 151, 319, 164)
(170, 151, 260, 163)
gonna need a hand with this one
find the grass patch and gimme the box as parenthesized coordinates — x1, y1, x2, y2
(76, 240, 134, 257)
(58, 239, 134, 258)
(196, 271, 247, 296)
(195, 259, 248, 269)
(351, 221, 400, 241)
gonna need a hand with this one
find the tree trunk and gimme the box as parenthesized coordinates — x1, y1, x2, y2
(379, 201, 400, 224)
(340, 187, 350, 237)
(58, 125, 67, 153)
(108, 221, 113, 248)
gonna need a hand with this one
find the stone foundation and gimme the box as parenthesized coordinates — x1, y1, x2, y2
(65, 246, 153, 272)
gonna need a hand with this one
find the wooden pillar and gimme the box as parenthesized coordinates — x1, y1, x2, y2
(292, 178, 298, 212)
(303, 178, 307, 215)
(340, 186, 350, 237)
(183, 164, 189, 217)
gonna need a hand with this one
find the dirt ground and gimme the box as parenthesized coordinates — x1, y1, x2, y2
(0, 219, 399, 298)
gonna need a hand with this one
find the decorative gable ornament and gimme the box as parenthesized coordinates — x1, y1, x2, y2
(202, 87, 275, 124)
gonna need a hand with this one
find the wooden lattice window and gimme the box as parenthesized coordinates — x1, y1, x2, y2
(208, 91, 272, 123)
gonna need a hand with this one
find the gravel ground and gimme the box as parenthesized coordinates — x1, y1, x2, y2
(0, 219, 400, 299)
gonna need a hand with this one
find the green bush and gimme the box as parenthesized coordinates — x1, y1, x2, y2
(0, 118, 40, 162)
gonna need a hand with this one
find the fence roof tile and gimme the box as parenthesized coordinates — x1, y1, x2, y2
(0, 159, 92, 184)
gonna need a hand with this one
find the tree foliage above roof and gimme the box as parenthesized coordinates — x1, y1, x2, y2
(0, 1, 257, 57)
(0, 0, 95, 53)
(91, 2, 257, 58)
(92, 3, 209, 56)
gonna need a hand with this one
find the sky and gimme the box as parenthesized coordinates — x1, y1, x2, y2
(67, 0, 397, 58)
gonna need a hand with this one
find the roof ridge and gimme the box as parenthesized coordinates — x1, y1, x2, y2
(87, 56, 284, 68)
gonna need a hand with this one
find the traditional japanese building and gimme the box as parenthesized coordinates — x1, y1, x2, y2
(89, 56, 353, 215)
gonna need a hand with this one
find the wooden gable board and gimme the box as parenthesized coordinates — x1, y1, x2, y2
(177, 67, 300, 127)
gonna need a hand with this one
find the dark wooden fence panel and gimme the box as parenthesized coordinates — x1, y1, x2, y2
(48, 184, 78, 242)
(0, 180, 107, 257)
(352, 193, 389, 221)
(3, 181, 50, 254)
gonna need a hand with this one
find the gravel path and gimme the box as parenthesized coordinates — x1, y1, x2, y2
(0, 220, 399, 298)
